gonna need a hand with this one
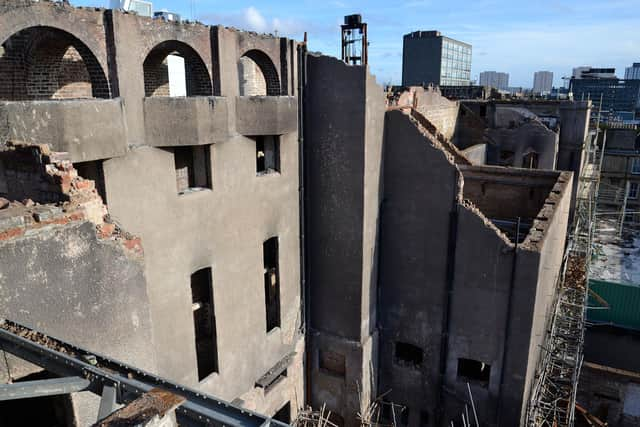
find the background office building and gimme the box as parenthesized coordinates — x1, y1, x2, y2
(573, 66, 617, 79)
(533, 71, 553, 95)
(570, 77, 640, 122)
(479, 71, 509, 90)
(402, 30, 472, 87)
(626, 63, 640, 80)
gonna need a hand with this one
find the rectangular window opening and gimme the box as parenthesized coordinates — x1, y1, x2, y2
(174, 145, 212, 194)
(256, 135, 280, 174)
(457, 358, 491, 388)
(629, 182, 639, 200)
(395, 342, 423, 368)
(264, 237, 281, 332)
(631, 158, 640, 175)
(191, 267, 218, 380)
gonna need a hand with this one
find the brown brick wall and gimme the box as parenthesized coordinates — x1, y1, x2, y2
(241, 50, 280, 96)
(0, 26, 109, 101)
(239, 56, 267, 96)
(143, 41, 212, 97)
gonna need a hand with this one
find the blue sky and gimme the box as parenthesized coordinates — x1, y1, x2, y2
(76, 0, 639, 88)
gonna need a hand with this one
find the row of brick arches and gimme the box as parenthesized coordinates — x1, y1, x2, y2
(0, 26, 281, 100)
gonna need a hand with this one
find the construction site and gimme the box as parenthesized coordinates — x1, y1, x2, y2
(0, 1, 637, 427)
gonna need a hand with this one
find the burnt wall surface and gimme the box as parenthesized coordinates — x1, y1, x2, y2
(304, 54, 384, 426)
(377, 111, 570, 427)
(0, 1, 303, 422)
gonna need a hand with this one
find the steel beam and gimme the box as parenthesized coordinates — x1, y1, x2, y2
(0, 376, 90, 401)
(0, 321, 289, 427)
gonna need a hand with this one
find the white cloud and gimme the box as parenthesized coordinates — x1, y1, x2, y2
(200, 6, 315, 37)
(244, 6, 268, 32)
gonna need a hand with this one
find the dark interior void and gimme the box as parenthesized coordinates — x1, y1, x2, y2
(394, 341, 423, 368)
(172, 145, 212, 194)
(264, 236, 281, 332)
(457, 358, 491, 388)
(460, 167, 559, 242)
(380, 401, 409, 426)
(0, 371, 74, 427)
(273, 402, 291, 423)
(191, 267, 218, 380)
(74, 160, 107, 203)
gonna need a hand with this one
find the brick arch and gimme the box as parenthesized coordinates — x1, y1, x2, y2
(239, 49, 280, 96)
(0, 26, 110, 100)
(143, 40, 212, 97)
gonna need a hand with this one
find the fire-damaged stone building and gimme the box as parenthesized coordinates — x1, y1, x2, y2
(0, 1, 591, 426)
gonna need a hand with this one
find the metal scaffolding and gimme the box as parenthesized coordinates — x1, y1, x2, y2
(526, 111, 605, 426)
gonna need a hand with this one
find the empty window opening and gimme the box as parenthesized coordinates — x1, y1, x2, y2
(420, 410, 430, 426)
(173, 145, 212, 194)
(395, 342, 423, 368)
(264, 236, 281, 332)
(522, 151, 539, 169)
(457, 358, 491, 387)
(0, 371, 74, 427)
(143, 40, 212, 97)
(256, 136, 281, 174)
(380, 401, 407, 426)
(629, 182, 639, 200)
(499, 150, 515, 166)
(191, 267, 219, 380)
(273, 402, 291, 423)
(0, 26, 110, 101)
(319, 350, 346, 378)
(238, 50, 281, 96)
(400, 407, 410, 426)
(74, 160, 107, 203)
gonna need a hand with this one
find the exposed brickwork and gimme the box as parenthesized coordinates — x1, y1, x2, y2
(143, 41, 213, 97)
(0, 26, 109, 100)
(241, 50, 281, 96)
(238, 56, 267, 96)
(0, 142, 141, 256)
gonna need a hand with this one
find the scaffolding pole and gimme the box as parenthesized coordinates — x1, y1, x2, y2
(526, 107, 605, 427)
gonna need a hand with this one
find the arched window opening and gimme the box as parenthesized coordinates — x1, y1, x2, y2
(238, 50, 280, 96)
(143, 41, 212, 97)
(0, 26, 110, 101)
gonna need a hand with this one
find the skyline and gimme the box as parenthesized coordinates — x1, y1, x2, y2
(76, 0, 639, 88)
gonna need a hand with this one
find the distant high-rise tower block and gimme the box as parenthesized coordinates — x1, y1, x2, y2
(341, 14, 368, 65)
(479, 71, 509, 90)
(402, 30, 472, 87)
(625, 63, 640, 80)
(533, 71, 553, 95)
